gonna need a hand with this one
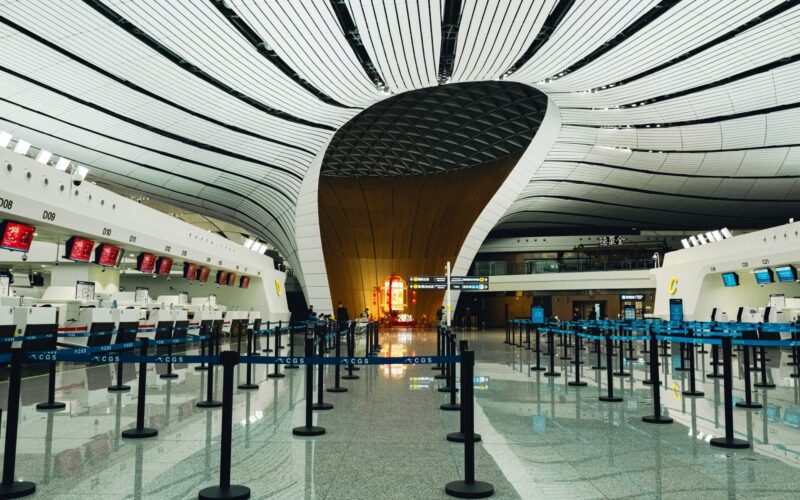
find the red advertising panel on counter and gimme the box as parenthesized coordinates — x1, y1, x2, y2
(216, 270, 228, 285)
(239, 276, 250, 289)
(136, 253, 156, 273)
(65, 236, 95, 262)
(183, 263, 198, 280)
(95, 244, 122, 267)
(197, 266, 210, 282)
(226, 272, 237, 287)
(156, 257, 173, 276)
(0, 221, 36, 252)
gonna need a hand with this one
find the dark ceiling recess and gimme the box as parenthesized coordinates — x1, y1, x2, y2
(321, 81, 547, 177)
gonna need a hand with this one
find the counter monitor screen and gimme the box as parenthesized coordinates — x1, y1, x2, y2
(95, 244, 122, 267)
(239, 276, 250, 289)
(197, 266, 210, 282)
(0, 220, 35, 252)
(136, 252, 156, 273)
(65, 236, 94, 262)
(775, 265, 797, 283)
(754, 268, 774, 285)
(76, 281, 95, 301)
(721, 272, 739, 287)
(216, 271, 227, 285)
(227, 272, 237, 287)
(156, 257, 173, 276)
(0, 273, 10, 297)
(135, 287, 149, 304)
(183, 263, 197, 281)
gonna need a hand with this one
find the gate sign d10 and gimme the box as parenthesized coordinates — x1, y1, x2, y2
(408, 275, 489, 290)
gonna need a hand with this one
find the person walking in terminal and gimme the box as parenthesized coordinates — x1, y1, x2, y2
(336, 301, 349, 332)
(588, 309, 597, 321)
(437, 306, 445, 327)
(307, 305, 316, 321)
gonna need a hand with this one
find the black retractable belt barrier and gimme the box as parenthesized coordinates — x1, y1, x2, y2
(626, 329, 635, 360)
(531, 326, 545, 372)
(445, 349, 493, 499)
(435, 326, 444, 370)
(675, 338, 688, 372)
(262, 321, 272, 353)
(441, 335, 461, 411)
(123, 339, 159, 437)
(599, 331, 622, 402)
(568, 329, 587, 387)
(198, 336, 223, 408)
(342, 323, 359, 380)
(682, 329, 704, 397)
(710, 336, 749, 449)
(293, 337, 326, 436)
(504, 321, 511, 345)
(544, 328, 560, 378)
(591, 327, 603, 370)
(313, 331, 333, 410)
(516, 322, 523, 348)
(736, 343, 761, 409)
(198, 351, 250, 500)
(435, 326, 447, 380)
(238, 328, 258, 391)
(559, 328, 571, 360)
(0, 349, 37, 499)
(286, 324, 299, 369)
(160, 343, 179, 380)
(108, 344, 132, 393)
(790, 321, 799, 367)
(36, 343, 65, 411)
(447, 341, 481, 442)
(327, 324, 347, 393)
(708, 340, 723, 379)
(613, 327, 630, 377)
(643, 329, 672, 424)
(440, 331, 457, 394)
(753, 335, 775, 389)
(525, 322, 532, 350)
(660, 337, 670, 358)
(267, 326, 285, 379)
(196, 324, 210, 371)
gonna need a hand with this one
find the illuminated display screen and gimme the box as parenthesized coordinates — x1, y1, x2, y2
(136, 252, 156, 273)
(156, 257, 173, 276)
(754, 268, 774, 285)
(239, 276, 250, 289)
(95, 244, 122, 267)
(531, 306, 545, 324)
(197, 266, 211, 282)
(227, 272, 237, 286)
(721, 272, 739, 287)
(183, 263, 198, 280)
(65, 236, 95, 262)
(775, 266, 797, 283)
(0, 221, 36, 252)
(216, 270, 228, 284)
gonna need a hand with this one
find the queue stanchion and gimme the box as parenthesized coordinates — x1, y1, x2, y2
(789, 323, 799, 367)
(262, 321, 272, 353)
(710, 336, 749, 449)
(435, 326, 448, 380)
(642, 328, 672, 424)
(754, 341, 776, 389)
(313, 332, 333, 410)
(108, 351, 132, 393)
(525, 322, 532, 350)
(342, 323, 359, 380)
(434, 326, 444, 370)
(531, 326, 545, 372)
(504, 321, 511, 345)
(197, 335, 223, 408)
(439, 330, 455, 393)
(327, 323, 347, 393)
(36, 339, 66, 411)
(123, 339, 159, 437)
(708, 340, 723, 379)
(238, 327, 258, 390)
(0, 349, 37, 498)
(682, 330, 704, 397)
(267, 325, 285, 379)
(559, 328, 570, 360)
(445, 349, 493, 499)
(293, 337, 326, 436)
(198, 351, 250, 500)
(516, 321, 523, 348)
(160, 343, 179, 380)
(591, 327, 603, 370)
(196, 324, 210, 371)
(447, 340, 481, 441)
(568, 331, 587, 387)
(441, 335, 461, 411)
(736, 343, 762, 409)
(599, 331, 622, 402)
(613, 326, 630, 377)
(544, 328, 560, 378)
(286, 325, 299, 370)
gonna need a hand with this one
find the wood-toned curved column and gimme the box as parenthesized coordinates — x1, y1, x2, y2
(319, 154, 520, 322)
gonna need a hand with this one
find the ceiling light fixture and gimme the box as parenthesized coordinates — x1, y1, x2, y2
(0, 131, 11, 148)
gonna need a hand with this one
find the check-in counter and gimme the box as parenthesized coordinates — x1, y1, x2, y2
(112, 308, 141, 345)
(247, 311, 261, 331)
(143, 309, 176, 341)
(223, 310, 247, 336)
(66, 308, 115, 349)
(0, 306, 14, 356)
(13, 306, 58, 351)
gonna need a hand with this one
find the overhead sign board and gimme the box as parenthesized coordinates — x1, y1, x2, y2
(408, 275, 489, 290)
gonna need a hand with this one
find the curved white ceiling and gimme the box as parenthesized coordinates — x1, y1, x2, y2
(1, 0, 799, 273)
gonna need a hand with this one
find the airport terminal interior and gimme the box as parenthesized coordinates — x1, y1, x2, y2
(1, 1, 800, 498)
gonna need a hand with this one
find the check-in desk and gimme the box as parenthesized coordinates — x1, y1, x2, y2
(0, 306, 14, 357)
(65, 308, 115, 349)
(13, 306, 58, 352)
(112, 308, 141, 345)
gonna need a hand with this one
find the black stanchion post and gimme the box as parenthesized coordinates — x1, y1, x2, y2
(293, 337, 325, 436)
(0, 349, 37, 498)
(525, 322, 532, 350)
(198, 336, 222, 408)
(198, 351, 250, 500)
(313, 331, 333, 410)
(531, 326, 545, 372)
(708, 341, 723, 378)
(754, 343, 776, 389)
(286, 324, 299, 369)
(435, 326, 448, 380)
(643, 329, 672, 424)
(108, 357, 131, 392)
(36, 358, 66, 411)
(544, 329, 560, 377)
(568, 332, 587, 387)
(238, 327, 258, 390)
(440, 331, 456, 393)
(123, 339, 159, 437)
(599, 331, 622, 402)
(262, 321, 272, 353)
(613, 327, 630, 377)
(710, 337, 749, 449)
(591, 330, 603, 370)
(560, 329, 570, 360)
(736, 344, 762, 409)
(504, 320, 510, 345)
(435, 326, 444, 369)
(196, 324, 210, 371)
(441, 335, 460, 411)
(327, 322, 347, 393)
(342, 323, 359, 380)
(160, 344, 179, 380)
(445, 349, 493, 499)
(267, 325, 285, 379)
(447, 340, 481, 442)
(683, 330, 704, 397)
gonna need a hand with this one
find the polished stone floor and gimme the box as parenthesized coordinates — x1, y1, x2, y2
(1, 328, 799, 499)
